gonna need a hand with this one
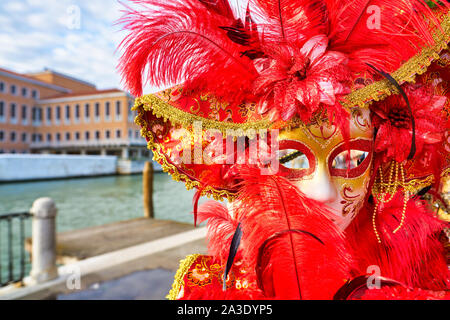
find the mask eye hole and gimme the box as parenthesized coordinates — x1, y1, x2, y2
(278, 149, 309, 169)
(331, 150, 369, 170)
(329, 140, 372, 179)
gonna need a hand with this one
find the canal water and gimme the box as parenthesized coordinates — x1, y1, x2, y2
(0, 172, 210, 284)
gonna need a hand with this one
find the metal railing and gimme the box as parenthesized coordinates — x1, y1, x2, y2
(0, 212, 32, 287)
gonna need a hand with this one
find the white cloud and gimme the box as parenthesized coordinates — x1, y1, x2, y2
(0, 0, 130, 90)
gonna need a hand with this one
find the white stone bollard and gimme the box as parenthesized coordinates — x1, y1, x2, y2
(29, 197, 58, 284)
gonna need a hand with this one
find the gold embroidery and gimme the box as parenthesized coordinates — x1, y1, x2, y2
(185, 256, 236, 289)
(342, 13, 450, 110)
(167, 254, 200, 300)
(135, 106, 237, 201)
(134, 94, 272, 136)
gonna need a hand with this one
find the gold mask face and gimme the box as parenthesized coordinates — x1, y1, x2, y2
(277, 109, 374, 229)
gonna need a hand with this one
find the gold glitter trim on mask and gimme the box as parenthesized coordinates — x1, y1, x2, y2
(342, 12, 450, 110)
(373, 168, 448, 195)
(135, 105, 237, 201)
(166, 254, 200, 300)
(134, 94, 271, 136)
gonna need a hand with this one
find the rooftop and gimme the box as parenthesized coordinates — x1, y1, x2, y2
(27, 68, 97, 89)
(0, 67, 70, 93)
(43, 88, 125, 100)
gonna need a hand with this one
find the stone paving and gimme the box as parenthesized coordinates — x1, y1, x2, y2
(18, 220, 208, 300)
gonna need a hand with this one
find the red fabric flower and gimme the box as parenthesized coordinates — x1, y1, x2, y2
(371, 84, 447, 163)
(253, 35, 351, 122)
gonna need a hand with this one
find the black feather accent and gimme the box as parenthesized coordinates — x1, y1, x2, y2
(219, 2, 263, 60)
(223, 222, 243, 291)
(366, 63, 416, 160)
(219, 21, 251, 46)
(416, 185, 432, 197)
(198, 0, 234, 19)
(240, 49, 265, 60)
(333, 275, 403, 300)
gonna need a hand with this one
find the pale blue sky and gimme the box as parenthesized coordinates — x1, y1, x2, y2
(0, 0, 252, 93)
(0, 0, 127, 90)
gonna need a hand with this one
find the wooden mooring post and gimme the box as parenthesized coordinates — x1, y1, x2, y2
(143, 161, 154, 218)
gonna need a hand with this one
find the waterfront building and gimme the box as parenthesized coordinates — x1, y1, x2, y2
(0, 67, 148, 158)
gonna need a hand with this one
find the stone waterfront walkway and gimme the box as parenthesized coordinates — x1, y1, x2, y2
(8, 218, 208, 300)
(52, 217, 200, 263)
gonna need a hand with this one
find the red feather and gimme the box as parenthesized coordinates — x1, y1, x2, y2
(347, 192, 450, 291)
(324, 0, 447, 75)
(198, 0, 235, 19)
(195, 200, 240, 263)
(232, 166, 354, 299)
(118, 0, 258, 103)
(250, 0, 327, 43)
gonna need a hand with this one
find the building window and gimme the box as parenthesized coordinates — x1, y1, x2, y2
(135, 130, 140, 139)
(105, 130, 110, 139)
(0, 82, 4, 92)
(10, 103, 16, 119)
(21, 87, 28, 97)
(116, 129, 121, 138)
(46, 106, 52, 123)
(105, 102, 110, 118)
(56, 133, 61, 142)
(21, 105, 27, 122)
(32, 107, 42, 123)
(75, 132, 80, 140)
(0, 101, 4, 118)
(95, 130, 100, 140)
(10, 131, 16, 142)
(21, 132, 27, 142)
(85, 131, 90, 140)
(95, 102, 100, 120)
(32, 107, 37, 122)
(56, 106, 61, 121)
(46, 133, 52, 142)
(116, 101, 121, 116)
(32, 133, 42, 142)
(65, 105, 70, 121)
(31, 90, 39, 99)
(75, 104, 80, 119)
(33, 107, 42, 123)
(38, 107, 43, 122)
(65, 132, 71, 141)
(0, 131, 4, 141)
(84, 103, 90, 118)
(10, 84, 16, 95)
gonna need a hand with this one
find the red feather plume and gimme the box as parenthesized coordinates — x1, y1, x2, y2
(118, 0, 258, 104)
(346, 192, 450, 291)
(250, 0, 327, 43)
(231, 166, 355, 299)
(195, 200, 241, 263)
(324, 0, 448, 75)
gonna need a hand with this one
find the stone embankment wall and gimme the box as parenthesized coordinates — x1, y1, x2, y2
(0, 154, 117, 182)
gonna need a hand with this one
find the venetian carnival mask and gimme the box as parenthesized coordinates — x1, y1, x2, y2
(277, 109, 373, 229)
(118, 0, 450, 301)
